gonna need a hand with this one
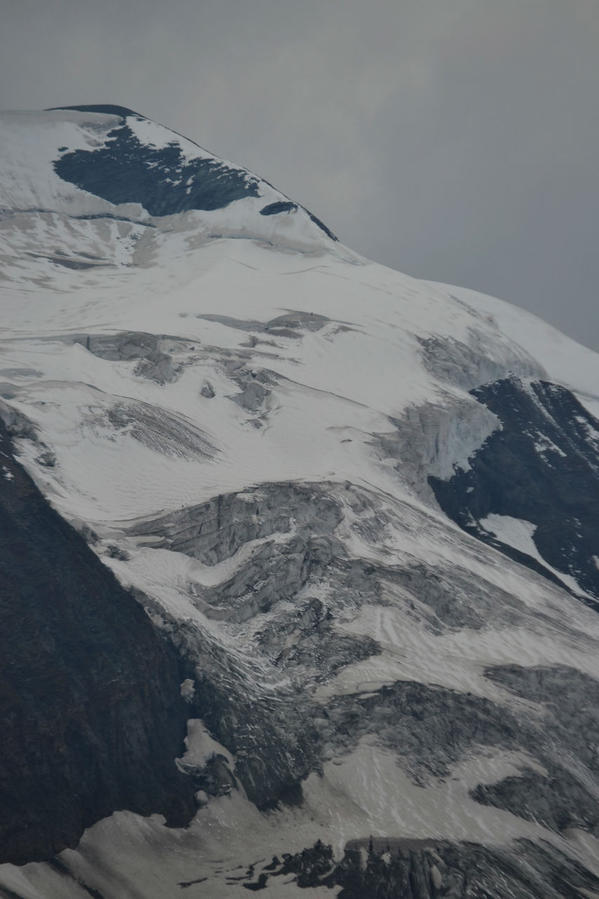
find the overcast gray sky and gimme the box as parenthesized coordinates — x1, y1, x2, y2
(2, 0, 598, 349)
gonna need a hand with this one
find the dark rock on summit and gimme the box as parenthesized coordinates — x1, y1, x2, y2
(54, 122, 260, 216)
(48, 104, 142, 119)
(260, 200, 298, 215)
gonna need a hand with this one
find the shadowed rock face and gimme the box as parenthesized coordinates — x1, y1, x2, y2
(0, 421, 195, 865)
(430, 377, 599, 602)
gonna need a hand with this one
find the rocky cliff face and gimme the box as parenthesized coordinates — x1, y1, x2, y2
(431, 377, 599, 602)
(0, 420, 194, 864)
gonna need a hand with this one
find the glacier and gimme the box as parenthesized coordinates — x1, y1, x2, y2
(0, 105, 599, 897)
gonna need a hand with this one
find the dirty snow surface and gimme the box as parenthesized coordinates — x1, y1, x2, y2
(2, 107, 599, 898)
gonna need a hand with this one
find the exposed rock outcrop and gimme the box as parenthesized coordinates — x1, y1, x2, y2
(431, 377, 599, 601)
(239, 837, 599, 897)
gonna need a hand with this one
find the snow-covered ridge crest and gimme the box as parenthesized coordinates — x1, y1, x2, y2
(0, 105, 338, 268)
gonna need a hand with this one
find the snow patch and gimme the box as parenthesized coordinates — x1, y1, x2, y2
(178, 719, 234, 769)
(481, 514, 586, 595)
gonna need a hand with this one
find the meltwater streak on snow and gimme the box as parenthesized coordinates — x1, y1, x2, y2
(2, 108, 599, 894)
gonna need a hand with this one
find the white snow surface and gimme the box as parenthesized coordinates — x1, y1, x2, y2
(481, 513, 587, 597)
(2, 108, 599, 896)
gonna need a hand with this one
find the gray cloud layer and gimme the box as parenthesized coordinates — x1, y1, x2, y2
(2, 0, 598, 348)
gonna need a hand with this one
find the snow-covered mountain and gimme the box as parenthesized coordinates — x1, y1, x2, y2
(1, 105, 599, 898)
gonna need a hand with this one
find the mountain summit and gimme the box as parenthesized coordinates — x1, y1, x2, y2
(2, 104, 335, 253)
(1, 107, 599, 898)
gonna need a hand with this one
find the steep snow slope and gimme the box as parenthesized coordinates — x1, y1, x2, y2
(1, 106, 599, 897)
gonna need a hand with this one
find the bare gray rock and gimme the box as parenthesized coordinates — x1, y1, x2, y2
(130, 481, 343, 564)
